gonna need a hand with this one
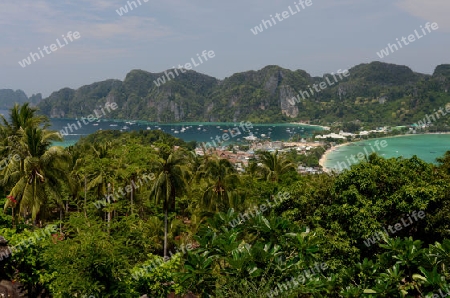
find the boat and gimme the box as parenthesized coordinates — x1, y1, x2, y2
(146, 127, 151, 130)
(244, 135, 258, 141)
(174, 131, 179, 133)
(122, 126, 129, 130)
(110, 124, 118, 127)
(93, 123, 99, 126)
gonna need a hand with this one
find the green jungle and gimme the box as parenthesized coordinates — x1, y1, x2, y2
(0, 103, 449, 297)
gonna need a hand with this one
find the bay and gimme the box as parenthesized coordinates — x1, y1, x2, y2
(1, 109, 324, 147)
(48, 118, 323, 147)
(323, 134, 450, 170)
(3, 110, 450, 166)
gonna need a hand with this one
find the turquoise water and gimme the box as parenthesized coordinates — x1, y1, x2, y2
(48, 118, 324, 147)
(0, 109, 325, 148)
(2, 110, 450, 165)
(324, 134, 450, 171)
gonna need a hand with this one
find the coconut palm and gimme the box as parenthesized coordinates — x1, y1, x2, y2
(65, 145, 87, 213)
(257, 150, 295, 182)
(0, 103, 49, 176)
(149, 146, 191, 259)
(3, 126, 67, 225)
(196, 157, 241, 213)
(0, 103, 49, 136)
(85, 142, 118, 225)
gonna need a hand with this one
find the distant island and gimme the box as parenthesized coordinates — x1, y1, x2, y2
(24, 61, 450, 129)
(0, 89, 41, 109)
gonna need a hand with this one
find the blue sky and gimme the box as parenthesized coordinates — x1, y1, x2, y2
(0, 0, 448, 97)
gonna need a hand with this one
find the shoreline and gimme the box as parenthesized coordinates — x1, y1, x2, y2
(318, 132, 450, 172)
(319, 143, 351, 172)
(289, 122, 329, 130)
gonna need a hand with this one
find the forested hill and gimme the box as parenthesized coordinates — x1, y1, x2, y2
(37, 62, 450, 126)
(0, 89, 42, 109)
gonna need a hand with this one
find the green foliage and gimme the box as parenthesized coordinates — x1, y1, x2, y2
(1, 106, 450, 297)
(130, 253, 184, 297)
(37, 62, 450, 126)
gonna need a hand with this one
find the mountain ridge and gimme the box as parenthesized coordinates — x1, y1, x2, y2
(0, 89, 42, 110)
(36, 61, 450, 126)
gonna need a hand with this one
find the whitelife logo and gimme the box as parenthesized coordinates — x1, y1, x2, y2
(153, 50, 216, 87)
(202, 121, 253, 150)
(93, 173, 155, 209)
(59, 102, 118, 137)
(251, 0, 313, 35)
(287, 69, 350, 106)
(332, 140, 388, 172)
(116, 0, 149, 16)
(363, 211, 426, 247)
(18, 31, 81, 68)
(228, 191, 290, 228)
(414, 104, 450, 129)
(376, 22, 439, 59)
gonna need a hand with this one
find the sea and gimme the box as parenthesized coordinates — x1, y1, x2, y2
(323, 134, 450, 169)
(3, 111, 321, 147)
(2, 109, 448, 165)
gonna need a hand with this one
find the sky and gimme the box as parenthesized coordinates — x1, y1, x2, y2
(0, 0, 449, 97)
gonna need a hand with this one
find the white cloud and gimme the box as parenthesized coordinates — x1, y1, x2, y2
(397, 0, 450, 31)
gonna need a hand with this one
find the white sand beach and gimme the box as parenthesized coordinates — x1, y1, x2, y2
(319, 143, 351, 172)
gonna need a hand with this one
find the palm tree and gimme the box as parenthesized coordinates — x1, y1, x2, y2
(2, 127, 67, 225)
(149, 146, 190, 259)
(65, 145, 87, 214)
(85, 143, 118, 225)
(0, 103, 49, 172)
(196, 157, 241, 213)
(0, 103, 49, 136)
(257, 150, 295, 182)
(0, 104, 66, 225)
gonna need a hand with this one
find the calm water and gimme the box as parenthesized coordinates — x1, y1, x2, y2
(49, 118, 323, 147)
(4, 110, 448, 165)
(0, 109, 323, 147)
(324, 134, 450, 170)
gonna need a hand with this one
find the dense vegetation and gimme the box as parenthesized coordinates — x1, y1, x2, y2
(0, 104, 450, 297)
(36, 62, 450, 128)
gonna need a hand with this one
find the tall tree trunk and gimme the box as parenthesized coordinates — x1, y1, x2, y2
(59, 207, 62, 233)
(84, 176, 87, 218)
(164, 207, 168, 260)
(131, 178, 134, 214)
(107, 183, 111, 231)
